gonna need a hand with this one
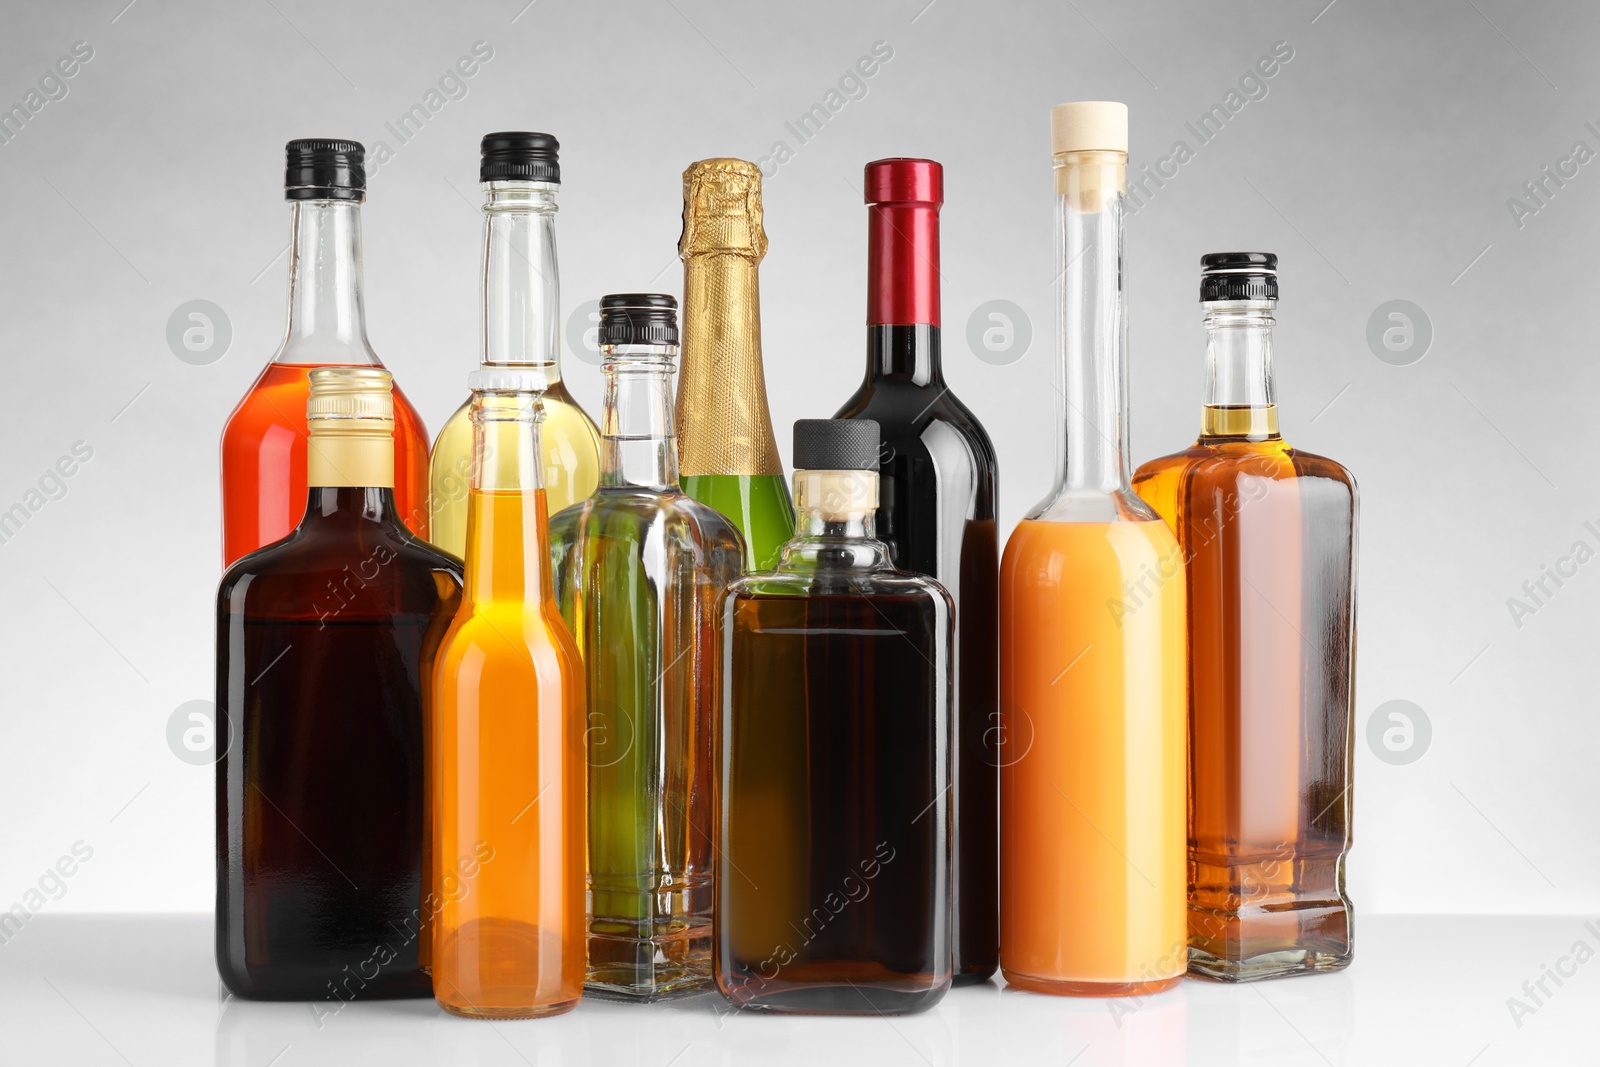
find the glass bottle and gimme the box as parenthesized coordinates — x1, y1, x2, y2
(428, 132, 601, 560)
(676, 158, 796, 571)
(215, 367, 462, 1001)
(833, 157, 999, 984)
(718, 419, 952, 1015)
(998, 102, 1187, 996)
(549, 294, 745, 999)
(1132, 253, 1357, 981)
(429, 367, 586, 1019)
(221, 139, 430, 566)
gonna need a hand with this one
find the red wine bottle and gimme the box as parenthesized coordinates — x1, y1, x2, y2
(834, 158, 998, 984)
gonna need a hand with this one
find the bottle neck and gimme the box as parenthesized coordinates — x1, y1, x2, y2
(299, 486, 399, 528)
(482, 182, 564, 389)
(1201, 300, 1279, 438)
(865, 324, 943, 384)
(465, 392, 552, 606)
(280, 200, 376, 365)
(600, 345, 679, 490)
(867, 197, 940, 327)
(1053, 151, 1131, 497)
(777, 470, 889, 571)
(678, 253, 782, 477)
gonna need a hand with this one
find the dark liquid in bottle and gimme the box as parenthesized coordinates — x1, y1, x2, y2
(719, 589, 950, 1014)
(216, 488, 461, 1000)
(836, 323, 999, 984)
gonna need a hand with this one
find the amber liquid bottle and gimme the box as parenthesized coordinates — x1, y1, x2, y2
(718, 419, 952, 1016)
(220, 139, 429, 566)
(1133, 254, 1356, 981)
(430, 369, 586, 1019)
(215, 367, 462, 1001)
(999, 102, 1188, 996)
(833, 158, 998, 984)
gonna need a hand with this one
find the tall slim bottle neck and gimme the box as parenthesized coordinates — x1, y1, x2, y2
(465, 391, 551, 605)
(482, 182, 563, 388)
(281, 199, 376, 365)
(600, 346, 678, 490)
(865, 188, 942, 384)
(678, 253, 781, 476)
(1054, 150, 1131, 497)
(1202, 300, 1279, 438)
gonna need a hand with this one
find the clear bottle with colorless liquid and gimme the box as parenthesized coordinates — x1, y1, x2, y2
(429, 132, 600, 560)
(549, 294, 744, 1000)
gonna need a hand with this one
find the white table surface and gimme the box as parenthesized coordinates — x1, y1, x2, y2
(1, 914, 1589, 1065)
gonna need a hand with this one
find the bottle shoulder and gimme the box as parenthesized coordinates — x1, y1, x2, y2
(728, 556, 952, 607)
(219, 519, 461, 614)
(550, 488, 747, 559)
(1134, 438, 1356, 493)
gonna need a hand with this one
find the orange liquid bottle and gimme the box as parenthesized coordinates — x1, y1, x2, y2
(220, 140, 429, 566)
(430, 370, 586, 1019)
(998, 103, 1187, 996)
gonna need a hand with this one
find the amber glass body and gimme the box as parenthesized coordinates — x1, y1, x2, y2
(1134, 417, 1356, 980)
(221, 363, 430, 565)
(215, 486, 462, 1000)
(718, 503, 953, 1015)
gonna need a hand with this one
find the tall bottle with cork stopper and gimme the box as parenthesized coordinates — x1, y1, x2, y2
(998, 102, 1188, 996)
(215, 367, 463, 1000)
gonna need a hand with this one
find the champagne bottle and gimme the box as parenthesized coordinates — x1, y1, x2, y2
(676, 158, 795, 570)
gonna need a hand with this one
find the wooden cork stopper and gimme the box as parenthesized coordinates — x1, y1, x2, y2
(1050, 101, 1128, 156)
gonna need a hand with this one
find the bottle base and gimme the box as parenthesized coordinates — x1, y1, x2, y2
(950, 967, 999, 988)
(1187, 944, 1353, 983)
(1001, 969, 1183, 998)
(1187, 897, 1353, 982)
(438, 997, 580, 1020)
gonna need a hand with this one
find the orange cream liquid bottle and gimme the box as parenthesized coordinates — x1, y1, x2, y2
(998, 102, 1187, 996)
(430, 370, 586, 1018)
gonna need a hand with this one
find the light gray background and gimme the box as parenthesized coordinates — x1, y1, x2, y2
(0, 0, 1592, 922)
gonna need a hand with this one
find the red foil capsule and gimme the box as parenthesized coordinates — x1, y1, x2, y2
(865, 158, 942, 327)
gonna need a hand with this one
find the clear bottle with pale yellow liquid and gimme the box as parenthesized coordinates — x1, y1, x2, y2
(428, 133, 599, 560)
(999, 102, 1188, 996)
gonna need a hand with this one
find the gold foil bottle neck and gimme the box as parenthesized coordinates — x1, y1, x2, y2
(676, 157, 783, 478)
(679, 158, 767, 261)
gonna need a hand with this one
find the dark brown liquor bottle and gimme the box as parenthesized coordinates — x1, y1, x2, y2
(833, 159, 998, 983)
(718, 419, 953, 1015)
(216, 367, 463, 1001)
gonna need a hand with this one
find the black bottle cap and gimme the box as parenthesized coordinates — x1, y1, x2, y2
(285, 139, 365, 201)
(481, 131, 560, 184)
(599, 293, 678, 347)
(794, 419, 880, 472)
(1200, 252, 1277, 302)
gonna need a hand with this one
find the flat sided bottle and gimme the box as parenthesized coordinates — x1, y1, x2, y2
(430, 367, 586, 1019)
(221, 140, 430, 566)
(998, 102, 1187, 996)
(834, 158, 999, 984)
(549, 295, 744, 999)
(1133, 254, 1357, 981)
(215, 367, 462, 1000)
(676, 158, 795, 571)
(718, 419, 952, 1015)
(428, 132, 601, 559)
